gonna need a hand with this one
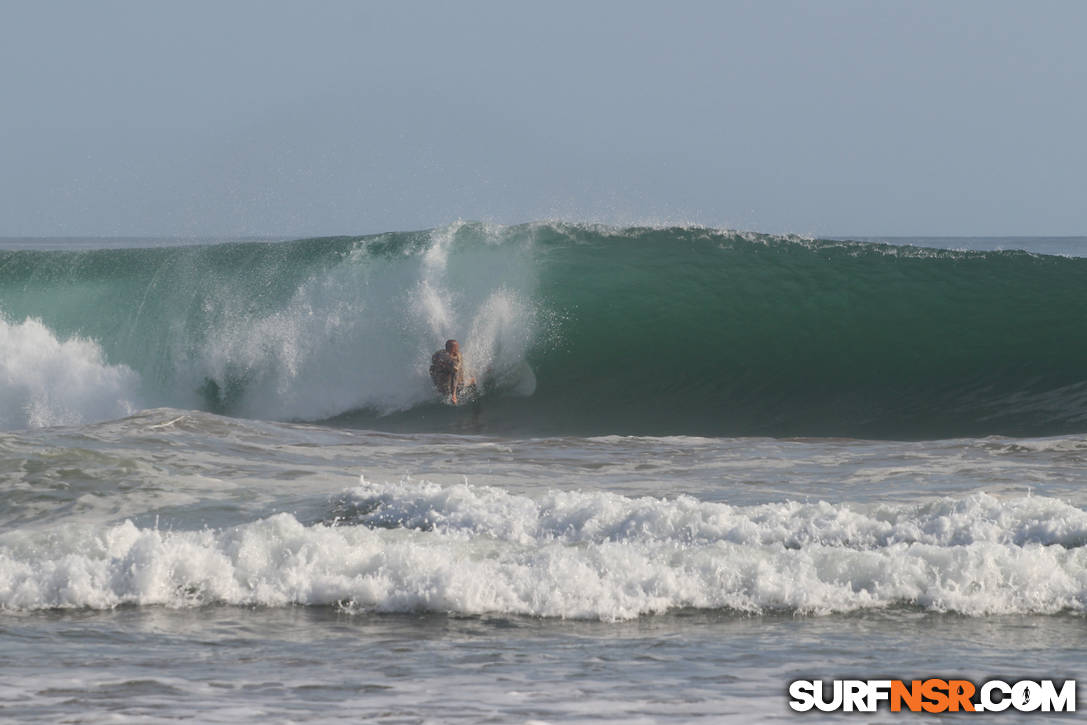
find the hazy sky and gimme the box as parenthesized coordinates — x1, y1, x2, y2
(2, 1, 1084, 237)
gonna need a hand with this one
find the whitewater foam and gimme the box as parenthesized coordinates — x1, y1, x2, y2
(3, 224, 1087, 436)
(2, 479, 1084, 618)
(187, 224, 542, 421)
(341, 478, 1087, 549)
(0, 317, 140, 429)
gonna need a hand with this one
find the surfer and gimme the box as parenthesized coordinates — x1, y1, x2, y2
(430, 339, 475, 404)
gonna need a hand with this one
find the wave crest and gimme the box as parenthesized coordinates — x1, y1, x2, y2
(2, 223, 1087, 436)
(2, 480, 1085, 618)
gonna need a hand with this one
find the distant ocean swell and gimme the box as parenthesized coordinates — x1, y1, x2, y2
(1, 222, 1086, 437)
(1, 480, 1085, 618)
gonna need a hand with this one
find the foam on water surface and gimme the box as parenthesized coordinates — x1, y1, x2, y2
(3, 478, 1084, 619)
(3, 230, 1087, 722)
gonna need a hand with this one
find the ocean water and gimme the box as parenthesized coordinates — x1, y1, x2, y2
(1, 224, 1085, 722)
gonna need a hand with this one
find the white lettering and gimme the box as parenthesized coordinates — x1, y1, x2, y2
(1012, 680, 1042, 712)
(788, 677, 1076, 713)
(814, 680, 842, 712)
(788, 680, 816, 712)
(1040, 680, 1076, 712)
(843, 680, 867, 712)
(980, 680, 1011, 712)
(866, 680, 892, 711)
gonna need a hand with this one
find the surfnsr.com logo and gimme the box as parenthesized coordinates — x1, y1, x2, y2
(788, 679, 1077, 713)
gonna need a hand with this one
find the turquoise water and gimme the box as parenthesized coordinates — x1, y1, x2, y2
(2, 224, 1086, 437)
(0, 227, 1085, 721)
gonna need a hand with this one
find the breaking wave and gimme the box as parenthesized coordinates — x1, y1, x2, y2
(1, 479, 1085, 618)
(2, 222, 1086, 437)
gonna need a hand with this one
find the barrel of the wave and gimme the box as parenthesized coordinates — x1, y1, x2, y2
(527, 229, 1087, 438)
(4, 228, 1087, 438)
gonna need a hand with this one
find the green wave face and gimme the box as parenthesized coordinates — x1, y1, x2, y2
(528, 228, 1087, 437)
(1, 223, 1085, 438)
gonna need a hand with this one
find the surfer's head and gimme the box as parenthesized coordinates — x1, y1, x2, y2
(445, 339, 460, 355)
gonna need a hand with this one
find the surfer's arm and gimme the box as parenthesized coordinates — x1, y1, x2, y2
(453, 367, 477, 404)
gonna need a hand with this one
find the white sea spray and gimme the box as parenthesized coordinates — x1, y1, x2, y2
(0, 317, 140, 429)
(2, 479, 1084, 619)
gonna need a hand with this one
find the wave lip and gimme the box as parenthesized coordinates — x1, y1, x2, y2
(3, 223, 1087, 437)
(2, 480, 1084, 619)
